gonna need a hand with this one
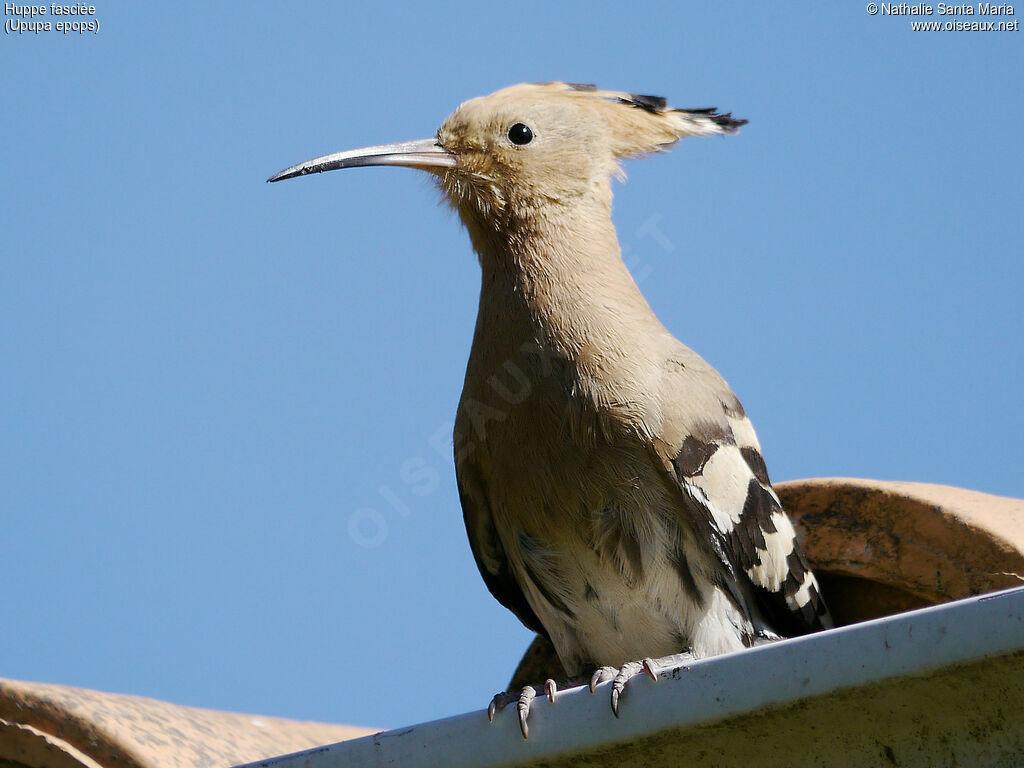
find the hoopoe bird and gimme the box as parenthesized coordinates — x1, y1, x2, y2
(270, 82, 831, 739)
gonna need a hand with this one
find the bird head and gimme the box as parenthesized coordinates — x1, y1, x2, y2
(269, 82, 745, 228)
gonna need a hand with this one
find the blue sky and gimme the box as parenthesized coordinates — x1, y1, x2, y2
(2, 1, 1021, 730)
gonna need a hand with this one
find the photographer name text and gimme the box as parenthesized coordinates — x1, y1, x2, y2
(875, 2, 1013, 14)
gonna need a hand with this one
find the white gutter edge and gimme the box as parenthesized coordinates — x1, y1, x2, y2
(240, 586, 1024, 768)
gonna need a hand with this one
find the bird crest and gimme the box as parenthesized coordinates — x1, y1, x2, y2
(474, 81, 747, 158)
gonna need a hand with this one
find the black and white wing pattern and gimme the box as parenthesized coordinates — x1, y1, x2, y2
(656, 357, 832, 639)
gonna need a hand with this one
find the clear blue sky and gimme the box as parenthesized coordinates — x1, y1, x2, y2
(2, 0, 1021, 731)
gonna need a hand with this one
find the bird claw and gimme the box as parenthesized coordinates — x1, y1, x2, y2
(589, 663, 643, 717)
(642, 656, 659, 681)
(589, 653, 694, 717)
(487, 690, 516, 723)
(589, 665, 617, 693)
(609, 661, 645, 717)
(517, 686, 536, 739)
(488, 685, 542, 739)
(544, 678, 557, 702)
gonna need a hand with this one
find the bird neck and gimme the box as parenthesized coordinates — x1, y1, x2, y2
(464, 201, 665, 364)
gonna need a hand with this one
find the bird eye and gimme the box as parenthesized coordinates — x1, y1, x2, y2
(507, 123, 533, 146)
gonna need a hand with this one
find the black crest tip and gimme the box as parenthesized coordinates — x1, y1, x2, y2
(621, 93, 670, 114)
(709, 112, 749, 132)
(676, 108, 749, 132)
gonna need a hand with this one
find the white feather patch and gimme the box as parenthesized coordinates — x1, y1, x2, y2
(727, 414, 761, 452)
(690, 445, 750, 530)
(787, 573, 815, 613)
(748, 511, 797, 592)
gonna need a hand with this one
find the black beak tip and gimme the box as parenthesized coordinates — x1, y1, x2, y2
(267, 167, 308, 183)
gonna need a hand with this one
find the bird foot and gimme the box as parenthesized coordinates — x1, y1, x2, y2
(487, 651, 695, 736)
(488, 675, 588, 739)
(589, 652, 695, 717)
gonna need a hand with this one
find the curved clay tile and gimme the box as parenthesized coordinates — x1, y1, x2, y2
(778, 478, 1024, 625)
(0, 679, 373, 768)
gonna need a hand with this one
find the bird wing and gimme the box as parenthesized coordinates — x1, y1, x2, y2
(650, 355, 832, 638)
(457, 461, 550, 640)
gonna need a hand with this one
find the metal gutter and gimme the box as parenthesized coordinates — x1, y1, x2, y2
(242, 586, 1024, 767)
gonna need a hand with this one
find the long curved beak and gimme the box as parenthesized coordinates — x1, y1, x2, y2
(267, 138, 456, 183)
